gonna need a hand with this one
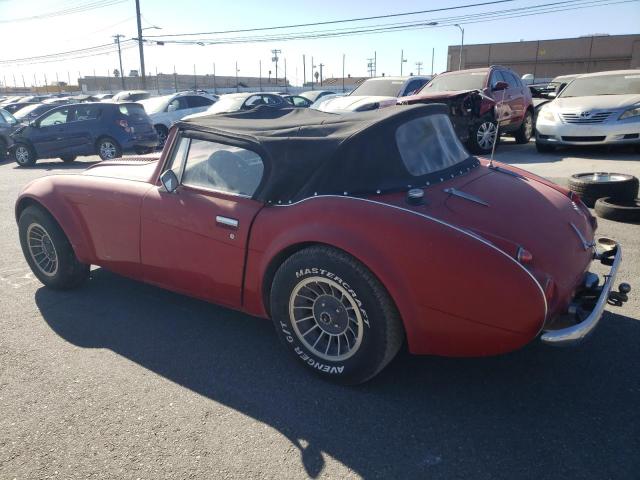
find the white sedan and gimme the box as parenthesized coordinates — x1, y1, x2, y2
(535, 70, 640, 152)
(139, 93, 218, 146)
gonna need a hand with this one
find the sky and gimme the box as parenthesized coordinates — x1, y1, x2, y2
(0, 0, 639, 87)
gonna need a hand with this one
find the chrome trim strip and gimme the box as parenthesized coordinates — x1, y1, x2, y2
(216, 216, 239, 228)
(541, 241, 622, 346)
(274, 195, 548, 320)
(570, 222, 596, 251)
(443, 187, 490, 207)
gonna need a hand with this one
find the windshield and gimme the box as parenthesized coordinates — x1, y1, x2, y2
(350, 79, 405, 97)
(396, 114, 469, 176)
(560, 73, 640, 97)
(205, 96, 247, 114)
(422, 72, 487, 92)
(0, 108, 18, 125)
(139, 96, 170, 114)
(13, 104, 46, 120)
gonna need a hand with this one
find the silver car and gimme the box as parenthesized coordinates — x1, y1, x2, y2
(535, 70, 640, 152)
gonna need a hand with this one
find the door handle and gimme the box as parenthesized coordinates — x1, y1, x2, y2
(216, 216, 239, 229)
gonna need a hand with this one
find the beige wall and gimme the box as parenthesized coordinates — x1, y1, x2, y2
(447, 34, 640, 80)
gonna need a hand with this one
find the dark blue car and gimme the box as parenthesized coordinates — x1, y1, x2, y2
(9, 102, 159, 166)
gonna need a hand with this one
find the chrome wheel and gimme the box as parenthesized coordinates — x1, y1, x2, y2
(289, 276, 364, 362)
(477, 122, 497, 150)
(578, 172, 631, 183)
(99, 141, 117, 159)
(15, 145, 31, 164)
(523, 113, 533, 140)
(155, 127, 168, 148)
(26, 223, 58, 277)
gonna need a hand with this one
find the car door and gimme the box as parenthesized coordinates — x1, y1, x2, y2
(30, 107, 72, 157)
(64, 104, 103, 155)
(185, 95, 215, 116)
(140, 134, 265, 308)
(503, 70, 526, 124)
(488, 70, 513, 127)
(166, 96, 190, 123)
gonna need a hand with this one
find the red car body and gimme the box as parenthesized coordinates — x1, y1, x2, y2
(15, 105, 626, 382)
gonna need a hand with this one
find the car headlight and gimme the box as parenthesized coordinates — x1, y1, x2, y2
(619, 106, 640, 120)
(539, 108, 555, 122)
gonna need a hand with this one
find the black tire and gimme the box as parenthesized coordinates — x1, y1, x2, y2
(154, 125, 169, 149)
(61, 155, 77, 163)
(12, 143, 36, 167)
(568, 173, 639, 208)
(594, 197, 640, 223)
(270, 246, 404, 385)
(535, 141, 555, 153)
(0, 138, 7, 161)
(467, 120, 498, 155)
(18, 205, 89, 289)
(96, 137, 122, 161)
(514, 110, 534, 144)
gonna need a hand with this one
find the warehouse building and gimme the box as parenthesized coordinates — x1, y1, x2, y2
(447, 33, 640, 82)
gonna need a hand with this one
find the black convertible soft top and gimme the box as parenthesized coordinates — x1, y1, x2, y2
(178, 103, 476, 203)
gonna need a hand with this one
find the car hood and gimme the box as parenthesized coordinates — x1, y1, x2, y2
(371, 161, 595, 314)
(550, 94, 640, 111)
(315, 95, 397, 113)
(399, 89, 480, 102)
(82, 158, 160, 183)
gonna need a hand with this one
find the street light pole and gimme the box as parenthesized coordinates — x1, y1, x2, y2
(113, 34, 126, 89)
(454, 24, 465, 70)
(271, 49, 281, 87)
(400, 49, 407, 76)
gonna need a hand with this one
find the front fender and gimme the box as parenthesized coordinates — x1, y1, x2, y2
(244, 196, 547, 357)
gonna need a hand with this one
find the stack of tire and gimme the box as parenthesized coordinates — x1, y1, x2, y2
(568, 173, 640, 223)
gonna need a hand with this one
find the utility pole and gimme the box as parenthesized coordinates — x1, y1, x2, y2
(431, 48, 435, 75)
(156, 66, 160, 94)
(302, 54, 306, 87)
(193, 64, 197, 90)
(271, 49, 281, 87)
(284, 58, 288, 92)
(342, 53, 345, 92)
(367, 57, 375, 77)
(55, 72, 61, 93)
(113, 34, 126, 89)
(374, 51, 377, 77)
(415, 61, 423, 75)
(235, 62, 239, 93)
(319, 63, 324, 86)
(134, 0, 146, 88)
(400, 49, 407, 76)
(454, 24, 464, 70)
(259, 60, 262, 91)
(311, 56, 315, 90)
(213, 63, 216, 94)
(173, 65, 177, 92)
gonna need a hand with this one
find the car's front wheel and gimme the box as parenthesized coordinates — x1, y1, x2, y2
(61, 155, 77, 163)
(467, 120, 498, 155)
(18, 206, 89, 289)
(12, 143, 36, 167)
(270, 246, 404, 384)
(155, 125, 169, 148)
(514, 110, 534, 144)
(96, 137, 122, 160)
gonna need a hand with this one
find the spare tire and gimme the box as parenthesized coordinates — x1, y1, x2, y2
(568, 173, 639, 208)
(594, 197, 640, 223)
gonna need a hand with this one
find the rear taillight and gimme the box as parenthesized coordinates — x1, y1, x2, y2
(116, 119, 133, 133)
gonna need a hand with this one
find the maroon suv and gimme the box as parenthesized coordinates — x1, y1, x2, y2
(399, 65, 534, 154)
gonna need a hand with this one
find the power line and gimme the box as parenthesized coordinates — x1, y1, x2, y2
(0, 40, 137, 66)
(0, 0, 127, 23)
(142, 0, 517, 38)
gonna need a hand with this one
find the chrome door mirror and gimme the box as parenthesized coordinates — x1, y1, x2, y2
(160, 169, 179, 193)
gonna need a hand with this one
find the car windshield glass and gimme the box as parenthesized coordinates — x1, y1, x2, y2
(396, 113, 469, 176)
(140, 96, 169, 114)
(350, 80, 404, 97)
(422, 72, 486, 92)
(560, 73, 640, 97)
(13, 104, 44, 120)
(205, 96, 247, 114)
(0, 108, 17, 125)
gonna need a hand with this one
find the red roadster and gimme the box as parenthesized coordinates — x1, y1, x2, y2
(16, 104, 630, 384)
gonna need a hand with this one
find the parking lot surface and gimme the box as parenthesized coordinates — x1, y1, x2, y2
(1, 143, 639, 479)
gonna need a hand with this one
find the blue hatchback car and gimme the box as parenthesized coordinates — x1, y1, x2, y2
(9, 102, 159, 166)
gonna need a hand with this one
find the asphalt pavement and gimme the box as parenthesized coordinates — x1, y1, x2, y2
(1, 142, 639, 479)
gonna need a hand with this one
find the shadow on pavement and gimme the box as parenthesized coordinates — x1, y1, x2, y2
(35, 268, 640, 479)
(497, 140, 640, 165)
(11, 160, 100, 171)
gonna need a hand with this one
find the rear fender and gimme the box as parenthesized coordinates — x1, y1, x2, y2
(244, 196, 547, 356)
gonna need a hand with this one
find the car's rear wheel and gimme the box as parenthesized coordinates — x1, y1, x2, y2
(514, 110, 534, 144)
(535, 141, 555, 153)
(96, 137, 122, 160)
(18, 206, 89, 289)
(270, 246, 404, 385)
(13, 143, 36, 166)
(155, 125, 169, 148)
(467, 120, 498, 155)
(568, 173, 639, 208)
(61, 155, 77, 163)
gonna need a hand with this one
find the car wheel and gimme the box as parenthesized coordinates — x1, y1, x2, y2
(535, 141, 555, 153)
(12, 143, 36, 167)
(467, 120, 498, 155)
(594, 197, 640, 223)
(270, 245, 404, 385)
(514, 110, 534, 144)
(96, 137, 122, 160)
(0, 139, 7, 161)
(61, 155, 77, 163)
(568, 173, 639, 208)
(155, 125, 169, 148)
(18, 206, 89, 289)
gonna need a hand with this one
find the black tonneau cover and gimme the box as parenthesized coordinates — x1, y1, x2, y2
(178, 103, 475, 203)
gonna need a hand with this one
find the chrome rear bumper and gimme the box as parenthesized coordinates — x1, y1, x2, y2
(541, 239, 624, 346)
